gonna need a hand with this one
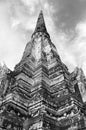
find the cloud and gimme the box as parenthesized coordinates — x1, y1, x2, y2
(10, 0, 55, 32)
(0, 1, 27, 70)
(53, 20, 86, 74)
(0, 0, 55, 70)
(21, 0, 39, 13)
(50, 0, 86, 32)
(68, 21, 86, 74)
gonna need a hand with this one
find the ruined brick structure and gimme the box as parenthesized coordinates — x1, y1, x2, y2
(0, 11, 86, 130)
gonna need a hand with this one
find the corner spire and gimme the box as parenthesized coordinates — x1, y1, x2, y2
(33, 10, 49, 36)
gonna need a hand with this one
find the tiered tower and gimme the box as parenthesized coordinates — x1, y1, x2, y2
(0, 11, 86, 130)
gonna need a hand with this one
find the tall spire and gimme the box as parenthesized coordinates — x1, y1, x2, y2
(33, 10, 49, 36)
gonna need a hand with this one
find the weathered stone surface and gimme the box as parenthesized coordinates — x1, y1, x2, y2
(0, 11, 86, 130)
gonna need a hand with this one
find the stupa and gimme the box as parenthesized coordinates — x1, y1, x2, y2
(0, 11, 86, 130)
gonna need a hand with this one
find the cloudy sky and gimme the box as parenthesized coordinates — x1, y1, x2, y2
(0, 0, 86, 74)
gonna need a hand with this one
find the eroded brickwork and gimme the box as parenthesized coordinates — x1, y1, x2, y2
(0, 11, 86, 130)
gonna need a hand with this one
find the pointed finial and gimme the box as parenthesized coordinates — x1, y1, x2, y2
(32, 10, 49, 37)
(35, 10, 47, 33)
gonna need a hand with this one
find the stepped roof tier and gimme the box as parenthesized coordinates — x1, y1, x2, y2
(0, 11, 86, 130)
